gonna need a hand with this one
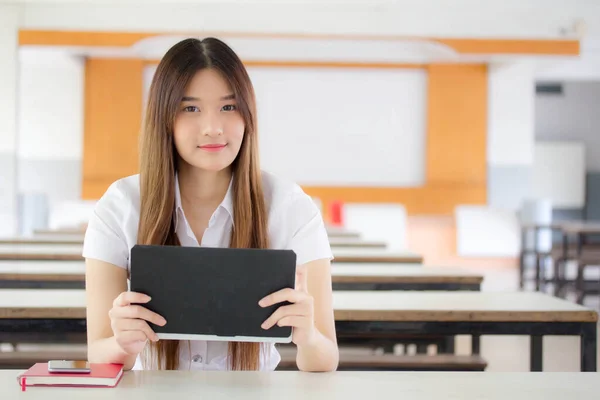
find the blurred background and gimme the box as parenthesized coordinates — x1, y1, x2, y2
(0, 0, 599, 271)
(2, 0, 600, 374)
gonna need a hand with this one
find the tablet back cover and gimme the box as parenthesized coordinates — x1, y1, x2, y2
(129, 245, 296, 342)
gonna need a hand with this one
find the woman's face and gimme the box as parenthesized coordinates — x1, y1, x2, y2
(173, 68, 245, 173)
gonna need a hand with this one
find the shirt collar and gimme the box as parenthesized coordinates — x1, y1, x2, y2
(173, 172, 235, 230)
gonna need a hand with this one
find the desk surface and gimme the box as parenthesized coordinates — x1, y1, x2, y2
(332, 249, 423, 264)
(0, 237, 83, 245)
(0, 237, 386, 249)
(2, 370, 600, 399)
(0, 262, 479, 285)
(522, 221, 600, 235)
(331, 264, 483, 284)
(328, 238, 387, 248)
(561, 222, 600, 234)
(0, 246, 422, 264)
(0, 289, 595, 323)
(0, 244, 83, 261)
(325, 226, 361, 238)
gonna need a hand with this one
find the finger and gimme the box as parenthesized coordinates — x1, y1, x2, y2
(295, 264, 308, 293)
(259, 288, 304, 308)
(113, 292, 151, 307)
(114, 318, 159, 342)
(276, 315, 309, 328)
(261, 303, 306, 330)
(113, 305, 167, 327)
(117, 330, 150, 345)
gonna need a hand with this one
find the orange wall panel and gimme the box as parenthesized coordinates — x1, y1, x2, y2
(79, 57, 488, 217)
(426, 64, 488, 186)
(82, 58, 144, 199)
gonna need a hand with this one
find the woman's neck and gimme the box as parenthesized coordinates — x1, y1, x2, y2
(177, 164, 232, 208)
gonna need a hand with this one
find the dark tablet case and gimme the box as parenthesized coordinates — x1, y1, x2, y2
(129, 245, 296, 341)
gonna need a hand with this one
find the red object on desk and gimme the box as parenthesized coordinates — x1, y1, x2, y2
(329, 200, 344, 226)
(17, 363, 124, 391)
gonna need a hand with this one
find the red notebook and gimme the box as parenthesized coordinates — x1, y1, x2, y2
(17, 363, 124, 390)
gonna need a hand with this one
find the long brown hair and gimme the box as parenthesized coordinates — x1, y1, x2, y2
(137, 38, 268, 370)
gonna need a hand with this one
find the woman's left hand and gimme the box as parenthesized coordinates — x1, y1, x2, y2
(259, 265, 316, 346)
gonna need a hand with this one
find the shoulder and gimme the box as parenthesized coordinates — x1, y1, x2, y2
(82, 174, 141, 269)
(101, 174, 141, 204)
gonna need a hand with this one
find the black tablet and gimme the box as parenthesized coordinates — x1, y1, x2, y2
(129, 244, 296, 343)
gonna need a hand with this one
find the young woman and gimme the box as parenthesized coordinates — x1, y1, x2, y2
(83, 37, 339, 372)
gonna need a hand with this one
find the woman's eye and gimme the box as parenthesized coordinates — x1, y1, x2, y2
(183, 106, 200, 112)
(222, 104, 237, 112)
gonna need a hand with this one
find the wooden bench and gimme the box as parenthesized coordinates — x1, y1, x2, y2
(276, 349, 487, 371)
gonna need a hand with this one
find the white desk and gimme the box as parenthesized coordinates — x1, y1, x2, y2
(2, 370, 600, 399)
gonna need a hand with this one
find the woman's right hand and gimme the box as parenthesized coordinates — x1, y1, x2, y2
(108, 291, 167, 356)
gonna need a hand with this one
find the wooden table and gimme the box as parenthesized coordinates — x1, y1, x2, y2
(332, 264, 483, 291)
(328, 238, 387, 249)
(3, 370, 599, 398)
(519, 221, 600, 294)
(332, 249, 423, 264)
(0, 237, 388, 249)
(0, 237, 84, 245)
(0, 262, 479, 292)
(0, 261, 85, 289)
(33, 228, 85, 236)
(333, 291, 597, 372)
(0, 290, 595, 371)
(0, 244, 83, 261)
(0, 245, 423, 264)
(325, 226, 361, 239)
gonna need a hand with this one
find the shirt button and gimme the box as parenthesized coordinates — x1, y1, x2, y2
(192, 354, 203, 363)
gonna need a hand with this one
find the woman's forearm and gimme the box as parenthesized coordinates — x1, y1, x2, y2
(295, 330, 339, 372)
(87, 336, 138, 371)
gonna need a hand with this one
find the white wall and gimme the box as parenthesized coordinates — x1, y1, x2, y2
(536, 39, 600, 81)
(0, 5, 20, 236)
(535, 81, 600, 172)
(0, 6, 19, 155)
(487, 61, 535, 167)
(14, 0, 600, 39)
(18, 49, 84, 160)
(532, 141, 586, 208)
(249, 67, 427, 186)
(15, 48, 85, 234)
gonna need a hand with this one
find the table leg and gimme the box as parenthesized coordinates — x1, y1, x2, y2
(530, 335, 543, 371)
(471, 335, 481, 355)
(520, 228, 527, 289)
(440, 336, 455, 354)
(581, 323, 597, 372)
(535, 254, 541, 291)
(416, 344, 428, 354)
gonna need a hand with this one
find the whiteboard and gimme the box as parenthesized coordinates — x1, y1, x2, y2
(248, 67, 427, 187)
(142, 66, 428, 187)
(532, 141, 585, 208)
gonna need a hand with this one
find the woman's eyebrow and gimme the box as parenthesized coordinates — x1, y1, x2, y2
(181, 94, 235, 102)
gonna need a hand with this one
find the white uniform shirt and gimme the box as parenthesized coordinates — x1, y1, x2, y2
(82, 170, 333, 371)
